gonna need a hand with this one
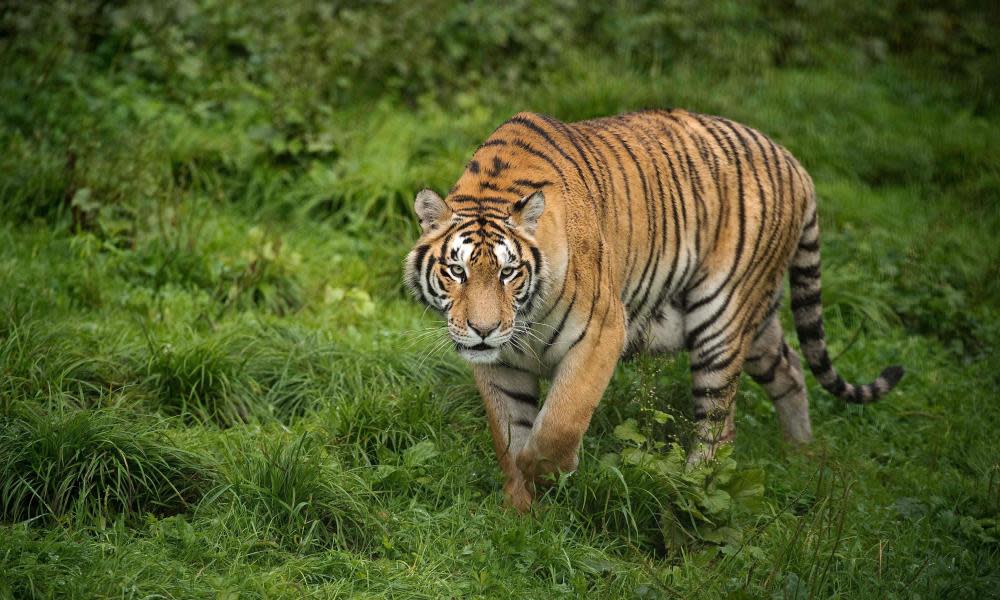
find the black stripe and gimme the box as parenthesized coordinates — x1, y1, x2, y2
(495, 385, 539, 407)
(626, 124, 670, 323)
(510, 138, 569, 189)
(790, 264, 820, 280)
(692, 406, 729, 422)
(545, 288, 578, 348)
(802, 209, 818, 231)
(506, 116, 589, 191)
(796, 318, 824, 341)
(589, 128, 636, 288)
(564, 293, 597, 353)
(530, 246, 541, 269)
(790, 290, 822, 311)
(813, 352, 832, 374)
(690, 349, 740, 374)
(771, 383, 800, 402)
(408, 244, 429, 293)
(513, 178, 552, 189)
(538, 114, 605, 201)
(692, 385, 730, 398)
(750, 351, 783, 385)
(611, 129, 656, 309)
(643, 127, 689, 318)
(684, 116, 747, 315)
(450, 194, 510, 206)
(455, 210, 508, 220)
(487, 156, 511, 177)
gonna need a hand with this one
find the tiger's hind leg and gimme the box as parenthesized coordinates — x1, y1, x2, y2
(744, 316, 812, 444)
(684, 318, 750, 466)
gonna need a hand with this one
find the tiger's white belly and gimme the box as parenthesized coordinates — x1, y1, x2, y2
(636, 304, 686, 354)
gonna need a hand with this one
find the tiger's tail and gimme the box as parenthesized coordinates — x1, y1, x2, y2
(789, 203, 904, 403)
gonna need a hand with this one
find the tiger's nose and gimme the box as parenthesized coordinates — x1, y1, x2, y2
(467, 320, 500, 339)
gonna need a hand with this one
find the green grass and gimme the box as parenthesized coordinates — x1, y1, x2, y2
(0, 406, 208, 523)
(2, 3, 999, 599)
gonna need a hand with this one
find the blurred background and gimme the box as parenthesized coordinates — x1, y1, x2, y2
(1, 2, 998, 598)
(3, 1, 997, 227)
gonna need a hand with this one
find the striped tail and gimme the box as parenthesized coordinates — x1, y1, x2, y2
(789, 205, 904, 403)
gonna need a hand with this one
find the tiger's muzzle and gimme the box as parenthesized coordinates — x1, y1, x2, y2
(450, 319, 512, 364)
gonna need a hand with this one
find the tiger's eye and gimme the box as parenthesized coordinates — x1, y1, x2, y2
(449, 264, 465, 278)
(500, 266, 515, 278)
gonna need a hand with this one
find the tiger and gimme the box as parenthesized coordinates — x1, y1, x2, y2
(404, 109, 904, 512)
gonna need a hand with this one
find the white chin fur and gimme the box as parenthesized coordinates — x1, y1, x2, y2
(457, 347, 501, 364)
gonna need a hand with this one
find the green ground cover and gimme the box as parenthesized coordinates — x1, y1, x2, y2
(1, 2, 998, 598)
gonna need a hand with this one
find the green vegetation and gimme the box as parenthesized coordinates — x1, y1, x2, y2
(1, 2, 998, 598)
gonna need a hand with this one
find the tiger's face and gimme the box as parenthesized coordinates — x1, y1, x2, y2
(404, 188, 546, 364)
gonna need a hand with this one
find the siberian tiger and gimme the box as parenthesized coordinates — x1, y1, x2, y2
(404, 110, 903, 512)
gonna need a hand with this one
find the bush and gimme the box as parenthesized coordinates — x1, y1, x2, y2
(564, 422, 764, 553)
(2, 1, 994, 228)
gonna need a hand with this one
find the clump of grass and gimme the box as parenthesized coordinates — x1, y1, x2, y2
(0, 406, 209, 523)
(139, 333, 257, 427)
(242, 324, 344, 422)
(218, 432, 380, 553)
(558, 436, 765, 558)
(0, 305, 123, 411)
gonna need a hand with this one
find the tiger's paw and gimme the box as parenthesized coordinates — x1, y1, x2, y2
(515, 443, 578, 488)
(503, 478, 534, 514)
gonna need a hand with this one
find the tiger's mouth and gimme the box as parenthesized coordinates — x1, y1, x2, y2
(455, 342, 502, 364)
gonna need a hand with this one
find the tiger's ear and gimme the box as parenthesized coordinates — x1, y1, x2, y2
(414, 189, 449, 234)
(511, 191, 545, 235)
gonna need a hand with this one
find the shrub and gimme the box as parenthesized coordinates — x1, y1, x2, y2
(565, 422, 765, 553)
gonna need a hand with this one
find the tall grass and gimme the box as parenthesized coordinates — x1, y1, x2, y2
(0, 406, 208, 522)
(0, 306, 124, 411)
(216, 432, 381, 553)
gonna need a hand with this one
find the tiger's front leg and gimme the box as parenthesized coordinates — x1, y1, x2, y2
(515, 304, 625, 505)
(473, 362, 541, 513)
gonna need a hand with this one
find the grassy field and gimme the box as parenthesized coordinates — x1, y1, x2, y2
(1, 3, 998, 598)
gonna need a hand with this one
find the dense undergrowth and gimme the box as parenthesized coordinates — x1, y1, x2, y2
(1, 2, 998, 598)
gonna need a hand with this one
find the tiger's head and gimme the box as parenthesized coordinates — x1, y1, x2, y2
(404, 188, 547, 364)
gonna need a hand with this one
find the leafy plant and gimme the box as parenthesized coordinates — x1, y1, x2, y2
(594, 419, 765, 550)
(217, 227, 304, 316)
